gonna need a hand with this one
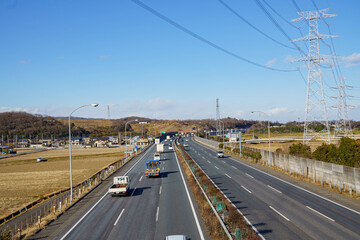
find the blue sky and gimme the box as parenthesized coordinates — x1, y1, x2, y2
(1, 0, 359, 122)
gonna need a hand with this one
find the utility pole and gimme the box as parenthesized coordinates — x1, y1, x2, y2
(216, 98, 220, 136)
(292, 9, 336, 143)
(107, 105, 111, 119)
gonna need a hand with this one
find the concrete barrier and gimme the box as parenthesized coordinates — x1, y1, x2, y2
(194, 136, 360, 196)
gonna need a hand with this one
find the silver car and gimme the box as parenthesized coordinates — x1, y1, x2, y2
(217, 151, 224, 158)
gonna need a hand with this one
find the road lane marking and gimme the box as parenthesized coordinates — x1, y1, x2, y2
(269, 206, 290, 221)
(222, 160, 225, 164)
(246, 173, 254, 178)
(231, 166, 237, 170)
(114, 209, 125, 226)
(207, 160, 211, 163)
(59, 145, 153, 240)
(156, 206, 159, 222)
(267, 185, 282, 194)
(215, 166, 219, 170)
(174, 147, 205, 240)
(159, 186, 162, 195)
(306, 206, 335, 222)
(241, 185, 252, 194)
(130, 187, 137, 196)
(225, 173, 232, 179)
(139, 176, 143, 182)
(225, 155, 360, 215)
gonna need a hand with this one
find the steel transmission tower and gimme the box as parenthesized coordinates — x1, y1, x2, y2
(216, 98, 220, 136)
(292, 9, 336, 143)
(107, 105, 111, 119)
(332, 78, 353, 137)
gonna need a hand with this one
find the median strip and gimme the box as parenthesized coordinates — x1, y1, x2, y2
(175, 142, 260, 240)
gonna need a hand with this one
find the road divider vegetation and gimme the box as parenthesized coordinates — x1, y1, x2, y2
(175, 142, 259, 240)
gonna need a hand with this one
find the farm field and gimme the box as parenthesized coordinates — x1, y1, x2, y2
(0, 147, 126, 219)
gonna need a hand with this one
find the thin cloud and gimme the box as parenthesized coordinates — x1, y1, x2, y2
(342, 52, 360, 67)
(58, 56, 64, 59)
(19, 59, 30, 64)
(265, 58, 277, 68)
(266, 107, 289, 116)
(99, 56, 110, 60)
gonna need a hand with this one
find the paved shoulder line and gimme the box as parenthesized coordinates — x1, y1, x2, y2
(59, 146, 152, 240)
(173, 145, 205, 240)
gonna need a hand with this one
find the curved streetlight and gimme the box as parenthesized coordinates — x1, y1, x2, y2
(69, 103, 98, 202)
(125, 119, 138, 160)
(251, 111, 271, 166)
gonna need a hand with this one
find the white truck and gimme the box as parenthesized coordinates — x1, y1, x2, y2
(108, 176, 130, 196)
(154, 153, 161, 161)
(156, 143, 164, 153)
(166, 135, 170, 140)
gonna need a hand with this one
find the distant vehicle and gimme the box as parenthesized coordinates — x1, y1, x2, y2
(183, 144, 188, 147)
(165, 235, 187, 240)
(155, 138, 160, 144)
(37, 157, 48, 162)
(108, 176, 130, 196)
(9, 149, 17, 154)
(145, 160, 160, 177)
(166, 135, 170, 140)
(217, 151, 224, 158)
(169, 146, 173, 150)
(185, 139, 189, 142)
(156, 144, 164, 153)
(154, 153, 161, 161)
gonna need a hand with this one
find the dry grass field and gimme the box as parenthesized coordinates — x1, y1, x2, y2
(0, 147, 126, 219)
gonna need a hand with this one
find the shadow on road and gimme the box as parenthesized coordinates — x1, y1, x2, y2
(161, 171, 178, 178)
(131, 186, 151, 196)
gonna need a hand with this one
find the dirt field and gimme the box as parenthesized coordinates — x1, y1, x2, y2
(0, 147, 126, 219)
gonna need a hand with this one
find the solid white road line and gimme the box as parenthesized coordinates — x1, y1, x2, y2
(306, 206, 335, 222)
(215, 166, 219, 170)
(139, 176, 143, 182)
(159, 186, 162, 195)
(174, 147, 205, 240)
(231, 166, 237, 170)
(59, 145, 153, 240)
(225, 173, 232, 179)
(241, 185, 252, 194)
(60, 192, 108, 240)
(130, 188, 137, 197)
(269, 206, 290, 221)
(246, 173, 254, 179)
(267, 185, 282, 194)
(156, 206, 159, 222)
(114, 209, 125, 226)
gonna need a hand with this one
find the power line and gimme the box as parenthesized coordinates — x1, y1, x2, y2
(131, 0, 296, 72)
(217, 0, 295, 50)
(253, 0, 306, 56)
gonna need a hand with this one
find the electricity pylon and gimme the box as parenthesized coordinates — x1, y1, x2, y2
(292, 9, 336, 143)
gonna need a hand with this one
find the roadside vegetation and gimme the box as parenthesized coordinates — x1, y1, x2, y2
(175, 143, 259, 240)
(289, 137, 360, 167)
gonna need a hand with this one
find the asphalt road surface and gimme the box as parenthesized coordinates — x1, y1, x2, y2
(30, 140, 207, 240)
(180, 136, 360, 240)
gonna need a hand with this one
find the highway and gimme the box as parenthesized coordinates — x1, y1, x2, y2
(30, 140, 207, 240)
(180, 136, 360, 240)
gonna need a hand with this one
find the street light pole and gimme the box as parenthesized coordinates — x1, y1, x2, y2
(69, 103, 98, 203)
(125, 119, 138, 160)
(251, 111, 271, 166)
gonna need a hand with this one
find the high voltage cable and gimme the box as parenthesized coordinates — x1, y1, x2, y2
(252, 0, 306, 56)
(217, 0, 295, 50)
(131, 0, 296, 72)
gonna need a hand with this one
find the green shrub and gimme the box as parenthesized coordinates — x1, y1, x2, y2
(218, 143, 223, 149)
(241, 148, 262, 162)
(289, 143, 312, 159)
